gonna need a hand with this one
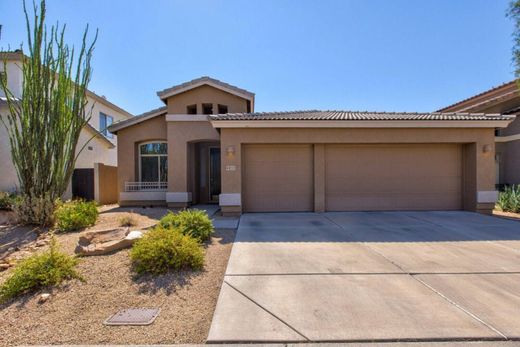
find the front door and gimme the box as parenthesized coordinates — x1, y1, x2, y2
(209, 147, 221, 203)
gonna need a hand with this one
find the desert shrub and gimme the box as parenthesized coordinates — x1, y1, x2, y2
(159, 209, 214, 242)
(496, 185, 520, 213)
(130, 226, 204, 275)
(0, 236, 83, 303)
(0, 192, 16, 211)
(13, 193, 56, 226)
(54, 200, 98, 232)
(119, 213, 138, 227)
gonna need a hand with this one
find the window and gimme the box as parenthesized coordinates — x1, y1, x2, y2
(202, 103, 213, 115)
(139, 142, 168, 187)
(99, 112, 114, 139)
(186, 104, 197, 114)
(218, 104, 228, 114)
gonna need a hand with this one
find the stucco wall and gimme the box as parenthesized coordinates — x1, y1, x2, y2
(94, 163, 118, 205)
(166, 85, 249, 114)
(219, 127, 496, 214)
(116, 115, 168, 194)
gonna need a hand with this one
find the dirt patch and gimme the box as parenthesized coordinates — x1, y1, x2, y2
(493, 209, 520, 221)
(0, 205, 235, 346)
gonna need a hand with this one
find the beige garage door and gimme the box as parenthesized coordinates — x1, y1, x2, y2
(325, 144, 462, 211)
(243, 144, 313, 212)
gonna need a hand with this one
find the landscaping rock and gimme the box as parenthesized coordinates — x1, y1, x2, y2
(75, 228, 144, 256)
(38, 293, 51, 303)
(0, 262, 11, 271)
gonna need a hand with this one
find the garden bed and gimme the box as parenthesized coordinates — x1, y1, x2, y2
(0, 205, 235, 346)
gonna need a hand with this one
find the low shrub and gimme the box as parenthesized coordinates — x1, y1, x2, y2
(0, 192, 16, 211)
(130, 226, 204, 275)
(119, 213, 137, 227)
(159, 209, 214, 242)
(13, 193, 56, 226)
(496, 185, 520, 213)
(54, 200, 98, 232)
(0, 236, 83, 303)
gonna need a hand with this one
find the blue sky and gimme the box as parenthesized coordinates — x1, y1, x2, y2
(0, 0, 515, 115)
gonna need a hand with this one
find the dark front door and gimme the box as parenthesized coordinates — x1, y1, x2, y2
(209, 147, 221, 203)
(72, 168, 94, 201)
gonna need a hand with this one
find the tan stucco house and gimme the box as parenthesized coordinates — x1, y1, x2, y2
(439, 80, 520, 187)
(108, 76, 515, 215)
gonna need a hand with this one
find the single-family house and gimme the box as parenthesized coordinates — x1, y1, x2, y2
(109, 76, 515, 216)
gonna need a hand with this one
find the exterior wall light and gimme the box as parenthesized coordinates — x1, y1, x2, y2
(226, 145, 236, 156)
(483, 144, 492, 153)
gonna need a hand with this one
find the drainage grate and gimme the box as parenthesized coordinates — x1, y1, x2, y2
(104, 308, 160, 326)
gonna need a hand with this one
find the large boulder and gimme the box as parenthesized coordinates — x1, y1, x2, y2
(75, 228, 143, 256)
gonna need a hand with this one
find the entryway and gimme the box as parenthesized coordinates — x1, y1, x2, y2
(191, 141, 221, 205)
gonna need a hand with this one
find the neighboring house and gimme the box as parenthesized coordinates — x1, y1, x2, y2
(438, 80, 520, 187)
(0, 51, 133, 200)
(108, 76, 514, 216)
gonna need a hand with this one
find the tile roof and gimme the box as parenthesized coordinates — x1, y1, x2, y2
(437, 79, 519, 112)
(108, 106, 167, 133)
(156, 76, 255, 101)
(210, 110, 513, 121)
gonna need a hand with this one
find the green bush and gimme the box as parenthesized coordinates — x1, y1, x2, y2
(130, 226, 204, 275)
(496, 185, 520, 213)
(159, 209, 214, 242)
(54, 200, 98, 232)
(0, 192, 16, 211)
(0, 237, 83, 303)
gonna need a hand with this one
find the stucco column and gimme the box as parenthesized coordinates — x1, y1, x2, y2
(220, 129, 242, 216)
(167, 122, 191, 207)
(475, 135, 497, 214)
(314, 144, 325, 212)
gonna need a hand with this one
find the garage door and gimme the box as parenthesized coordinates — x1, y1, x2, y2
(325, 144, 462, 211)
(243, 144, 313, 212)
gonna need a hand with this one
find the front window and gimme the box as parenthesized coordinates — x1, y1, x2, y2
(139, 142, 168, 187)
(100, 112, 114, 139)
(202, 103, 213, 115)
(218, 104, 228, 114)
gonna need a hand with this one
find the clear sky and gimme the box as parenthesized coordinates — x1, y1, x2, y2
(0, 0, 515, 115)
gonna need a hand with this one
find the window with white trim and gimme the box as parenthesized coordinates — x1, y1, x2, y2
(99, 112, 114, 139)
(139, 142, 168, 185)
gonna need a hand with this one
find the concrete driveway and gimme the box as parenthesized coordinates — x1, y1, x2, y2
(207, 211, 520, 343)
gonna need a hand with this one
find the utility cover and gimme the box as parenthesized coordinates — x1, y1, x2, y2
(104, 308, 160, 326)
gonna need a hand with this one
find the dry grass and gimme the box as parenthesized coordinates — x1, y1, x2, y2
(0, 205, 235, 346)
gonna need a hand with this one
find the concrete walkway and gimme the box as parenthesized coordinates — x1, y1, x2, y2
(208, 211, 520, 343)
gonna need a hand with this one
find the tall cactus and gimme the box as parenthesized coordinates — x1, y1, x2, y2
(0, 0, 97, 225)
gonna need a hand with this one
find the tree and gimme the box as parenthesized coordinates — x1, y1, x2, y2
(0, 0, 97, 225)
(508, 0, 520, 81)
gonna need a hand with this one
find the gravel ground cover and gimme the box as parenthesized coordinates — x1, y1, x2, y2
(0, 205, 235, 346)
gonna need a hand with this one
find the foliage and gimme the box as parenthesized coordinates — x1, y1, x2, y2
(130, 226, 204, 275)
(159, 209, 214, 242)
(119, 213, 137, 227)
(0, 0, 98, 226)
(12, 193, 56, 226)
(54, 200, 98, 232)
(508, 1, 520, 81)
(496, 185, 520, 213)
(0, 236, 83, 303)
(0, 192, 17, 211)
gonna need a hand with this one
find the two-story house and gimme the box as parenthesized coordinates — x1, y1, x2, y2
(0, 51, 133, 201)
(108, 76, 513, 216)
(438, 80, 520, 187)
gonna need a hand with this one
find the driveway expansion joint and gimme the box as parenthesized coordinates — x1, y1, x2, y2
(223, 280, 311, 342)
